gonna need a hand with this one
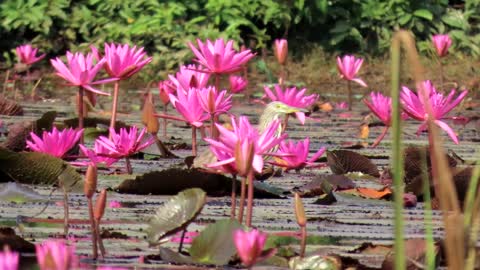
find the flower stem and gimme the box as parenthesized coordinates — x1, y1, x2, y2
(347, 80, 352, 111)
(163, 106, 168, 139)
(231, 175, 237, 219)
(279, 65, 285, 86)
(125, 157, 132, 174)
(238, 176, 246, 224)
(62, 184, 69, 237)
(192, 126, 197, 156)
(246, 170, 254, 228)
(299, 225, 307, 258)
(371, 126, 389, 148)
(78, 86, 84, 144)
(439, 61, 444, 91)
(87, 198, 98, 259)
(109, 81, 120, 137)
(95, 219, 105, 257)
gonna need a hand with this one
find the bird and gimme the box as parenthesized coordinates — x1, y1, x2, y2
(192, 101, 308, 169)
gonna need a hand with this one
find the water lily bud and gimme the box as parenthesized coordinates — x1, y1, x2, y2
(84, 165, 97, 199)
(94, 189, 107, 221)
(294, 193, 306, 227)
(273, 39, 288, 65)
(235, 140, 255, 177)
(142, 91, 159, 134)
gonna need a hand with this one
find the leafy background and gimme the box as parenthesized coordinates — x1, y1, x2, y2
(1, 0, 479, 80)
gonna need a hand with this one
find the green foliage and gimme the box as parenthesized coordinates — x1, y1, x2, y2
(1, 0, 479, 79)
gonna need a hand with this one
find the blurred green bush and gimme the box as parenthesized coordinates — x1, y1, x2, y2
(1, 0, 479, 80)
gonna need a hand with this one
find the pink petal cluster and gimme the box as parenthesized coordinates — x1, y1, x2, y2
(272, 138, 326, 171)
(109, 200, 122, 208)
(273, 39, 288, 65)
(16, 44, 46, 65)
(263, 85, 318, 124)
(73, 142, 119, 167)
(197, 86, 233, 115)
(335, 102, 349, 110)
(233, 229, 271, 267)
(432, 34, 452, 58)
(229, 75, 248, 93)
(96, 126, 155, 158)
(0, 246, 19, 270)
(336, 55, 367, 87)
(169, 88, 209, 127)
(188, 38, 255, 74)
(168, 64, 210, 92)
(158, 80, 176, 105)
(36, 240, 77, 270)
(364, 92, 409, 126)
(50, 52, 117, 95)
(205, 116, 285, 175)
(400, 80, 468, 144)
(99, 43, 152, 79)
(27, 127, 83, 158)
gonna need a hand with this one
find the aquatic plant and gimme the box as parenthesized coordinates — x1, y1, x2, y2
(271, 138, 326, 171)
(229, 75, 248, 94)
(36, 240, 77, 270)
(336, 55, 367, 110)
(15, 44, 45, 65)
(233, 228, 274, 268)
(0, 246, 19, 270)
(27, 127, 83, 159)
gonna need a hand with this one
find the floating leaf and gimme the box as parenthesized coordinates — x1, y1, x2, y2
(0, 147, 82, 191)
(63, 117, 129, 130)
(189, 219, 243, 265)
(0, 182, 48, 203)
(289, 255, 341, 270)
(340, 187, 392, 200)
(326, 150, 379, 177)
(146, 188, 206, 246)
(295, 175, 355, 197)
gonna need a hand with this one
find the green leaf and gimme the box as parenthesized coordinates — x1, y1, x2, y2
(189, 219, 243, 265)
(146, 188, 206, 246)
(442, 10, 467, 29)
(413, 9, 433, 21)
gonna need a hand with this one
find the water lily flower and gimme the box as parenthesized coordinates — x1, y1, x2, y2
(50, 51, 116, 96)
(168, 64, 210, 92)
(229, 75, 248, 93)
(158, 80, 176, 105)
(36, 240, 77, 270)
(400, 80, 468, 144)
(335, 102, 349, 110)
(271, 138, 326, 171)
(273, 39, 288, 65)
(16, 44, 45, 65)
(205, 116, 285, 175)
(95, 126, 155, 173)
(73, 142, 119, 167)
(197, 86, 233, 115)
(0, 246, 19, 270)
(432, 34, 452, 58)
(336, 55, 367, 88)
(27, 127, 83, 158)
(233, 229, 273, 267)
(100, 43, 152, 80)
(109, 200, 122, 208)
(169, 88, 209, 128)
(188, 38, 255, 74)
(263, 85, 318, 124)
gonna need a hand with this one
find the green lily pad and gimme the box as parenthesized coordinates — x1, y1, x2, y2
(189, 219, 243, 265)
(146, 188, 206, 246)
(0, 182, 48, 203)
(0, 147, 82, 191)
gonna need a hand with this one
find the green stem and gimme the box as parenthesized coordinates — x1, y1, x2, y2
(391, 34, 406, 270)
(421, 151, 435, 270)
(109, 81, 120, 136)
(463, 165, 480, 229)
(78, 86, 84, 144)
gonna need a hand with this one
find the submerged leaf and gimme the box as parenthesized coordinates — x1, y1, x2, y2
(146, 188, 206, 246)
(326, 150, 379, 177)
(189, 219, 243, 265)
(0, 147, 82, 190)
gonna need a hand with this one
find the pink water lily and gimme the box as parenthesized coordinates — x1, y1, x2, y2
(197, 86, 233, 115)
(168, 64, 210, 92)
(73, 142, 119, 167)
(263, 85, 317, 124)
(271, 138, 326, 171)
(273, 39, 288, 65)
(16, 44, 45, 65)
(233, 229, 274, 267)
(36, 240, 77, 270)
(50, 51, 116, 95)
(27, 127, 83, 158)
(336, 55, 367, 87)
(188, 38, 255, 74)
(96, 126, 154, 158)
(432, 34, 452, 58)
(158, 79, 176, 105)
(229, 75, 248, 93)
(0, 246, 19, 270)
(205, 116, 285, 175)
(100, 43, 152, 79)
(169, 88, 209, 127)
(400, 80, 468, 144)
